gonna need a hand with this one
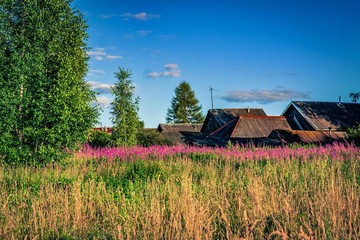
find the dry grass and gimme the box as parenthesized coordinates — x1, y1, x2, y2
(0, 145, 359, 239)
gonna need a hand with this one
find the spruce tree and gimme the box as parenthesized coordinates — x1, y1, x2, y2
(110, 67, 141, 146)
(0, 0, 99, 164)
(166, 81, 204, 123)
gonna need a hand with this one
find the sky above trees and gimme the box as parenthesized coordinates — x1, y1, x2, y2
(73, 0, 360, 127)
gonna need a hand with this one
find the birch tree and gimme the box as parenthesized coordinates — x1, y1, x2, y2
(0, 0, 99, 164)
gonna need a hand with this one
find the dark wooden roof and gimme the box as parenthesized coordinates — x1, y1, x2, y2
(282, 101, 360, 130)
(157, 123, 202, 133)
(269, 129, 347, 144)
(201, 108, 267, 134)
(157, 123, 202, 145)
(210, 116, 292, 138)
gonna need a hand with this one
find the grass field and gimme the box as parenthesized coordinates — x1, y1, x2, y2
(0, 143, 359, 239)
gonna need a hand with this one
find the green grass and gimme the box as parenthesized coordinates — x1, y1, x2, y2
(0, 146, 359, 239)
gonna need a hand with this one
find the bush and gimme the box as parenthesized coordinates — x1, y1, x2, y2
(137, 129, 173, 147)
(88, 130, 112, 148)
(347, 124, 360, 146)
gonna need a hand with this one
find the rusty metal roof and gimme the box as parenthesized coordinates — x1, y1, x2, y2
(211, 116, 292, 138)
(282, 101, 360, 130)
(201, 108, 267, 134)
(269, 129, 347, 144)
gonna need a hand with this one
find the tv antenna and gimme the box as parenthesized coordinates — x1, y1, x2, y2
(209, 86, 218, 109)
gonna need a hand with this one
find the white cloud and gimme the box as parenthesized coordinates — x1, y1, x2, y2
(100, 14, 117, 19)
(147, 63, 181, 78)
(107, 55, 123, 60)
(87, 48, 123, 61)
(163, 69, 181, 78)
(89, 69, 105, 75)
(147, 72, 161, 78)
(87, 69, 105, 78)
(164, 64, 179, 69)
(88, 81, 113, 94)
(221, 88, 311, 104)
(87, 50, 106, 56)
(122, 12, 160, 21)
(93, 95, 112, 108)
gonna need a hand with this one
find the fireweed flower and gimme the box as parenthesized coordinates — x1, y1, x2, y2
(75, 142, 360, 163)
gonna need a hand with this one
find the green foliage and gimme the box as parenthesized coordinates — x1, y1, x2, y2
(347, 124, 360, 146)
(166, 81, 204, 123)
(88, 129, 112, 148)
(350, 92, 360, 103)
(136, 129, 173, 146)
(0, 0, 99, 164)
(110, 67, 141, 147)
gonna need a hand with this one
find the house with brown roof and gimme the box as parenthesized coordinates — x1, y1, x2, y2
(157, 101, 359, 146)
(157, 123, 203, 145)
(200, 108, 267, 134)
(210, 116, 291, 138)
(269, 101, 360, 145)
(282, 101, 360, 131)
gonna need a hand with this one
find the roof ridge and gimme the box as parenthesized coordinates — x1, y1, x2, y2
(159, 123, 202, 125)
(239, 116, 286, 119)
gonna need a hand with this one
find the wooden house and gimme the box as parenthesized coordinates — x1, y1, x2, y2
(204, 115, 291, 146)
(157, 123, 203, 145)
(282, 101, 360, 131)
(200, 108, 267, 134)
(210, 116, 291, 138)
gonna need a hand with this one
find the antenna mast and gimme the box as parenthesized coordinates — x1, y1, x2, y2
(209, 86, 216, 109)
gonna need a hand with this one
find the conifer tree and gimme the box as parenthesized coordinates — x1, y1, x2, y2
(166, 81, 204, 123)
(0, 0, 99, 164)
(110, 68, 141, 146)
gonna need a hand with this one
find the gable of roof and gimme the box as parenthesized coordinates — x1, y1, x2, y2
(282, 101, 360, 130)
(211, 116, 292, 138)
(201, 108, 267, 134)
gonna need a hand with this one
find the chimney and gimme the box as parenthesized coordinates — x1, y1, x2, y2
(247, 107, 250, 113)
(339, 96, 341, 103)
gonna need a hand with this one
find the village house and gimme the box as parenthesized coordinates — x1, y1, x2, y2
(156, 123, 203, 145)
(200, 108, 267, 134)
(282, 101, 360, 131)
(158, 101, 360, 146)
(269, 101, 360, 144)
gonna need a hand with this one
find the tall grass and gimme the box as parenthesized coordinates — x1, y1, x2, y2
(0, 143, 359, 239)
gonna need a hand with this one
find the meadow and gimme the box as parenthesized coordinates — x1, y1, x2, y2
(0, 143, 359, 239)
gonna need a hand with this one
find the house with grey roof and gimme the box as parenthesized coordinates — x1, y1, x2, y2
(282, 101, 360, 131)
(157, 123, 203, 145)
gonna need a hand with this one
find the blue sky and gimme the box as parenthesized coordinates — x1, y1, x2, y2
(73, 0, 360, 128)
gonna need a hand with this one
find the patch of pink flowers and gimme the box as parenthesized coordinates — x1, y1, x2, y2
(76, 142, 360, 162)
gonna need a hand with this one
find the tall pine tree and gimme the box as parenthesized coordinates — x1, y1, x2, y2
(110, 67, 141, 146)
(0, 0, 99, 164)
(166, 81, 204, 123)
